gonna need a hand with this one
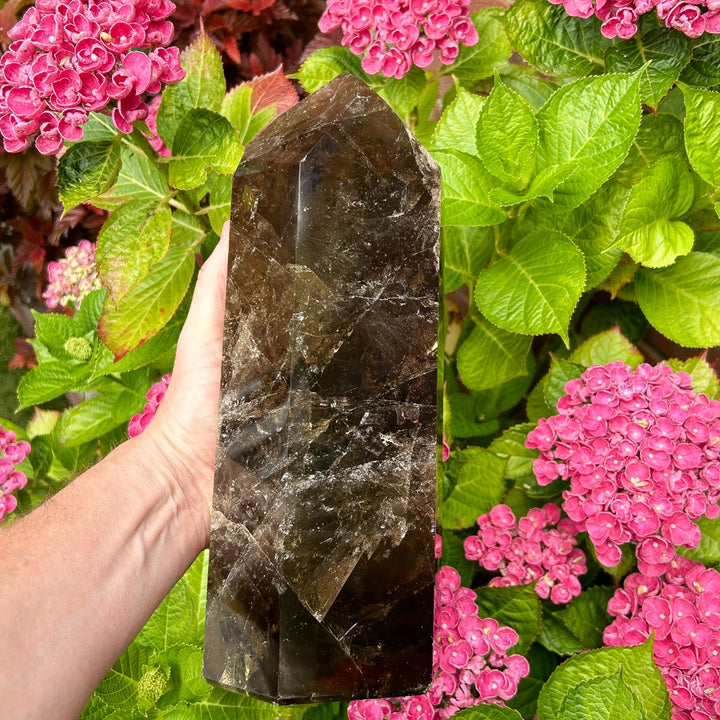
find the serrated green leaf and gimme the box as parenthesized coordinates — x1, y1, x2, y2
(477, 77, 537, 187)
(442, 226, 494, 292)
(433, 149, 506, 227)
(682, 84, 720, 189)
(604, 28, 692, 108)
(17, 362, 91, 407)
(76, 289, 107, 333)
(376, 66, 427, 119)
(296, 47, 371, 93)
(157, 32, 226, 148)
(475, 231, 585, 344)
(543, 356, 585, 409)
(95, 644, 152, 708)
(206, 173, 232, 235)
(457, 319, 532, 390)
(440, 9, 512, 86)
(534, 72, 641, 212)
(538, 610, 587, 656)
(635, 252, 720, 347)
(33, 311, 78, 354)
(473, 372, 535, 421)
(617, 158, 695, 268)
(440, 529, 477, 586)
(431, 88, 485, 156)
(99, 243, 195, 358)
(79, 112, 119, 142)
(537, 639, 671, 720)
(664, 355, 720, 398)
(102, 146, 168, 204)
(561, 669, 644, 720)
(58, 139, 122, 210)
(160, 688, 278, 720)
(489, 423, 538, 480)
(474, 583, 541, 654)
(678, 515, 720, 564)
(507, 644, 558, 719)
(448, 392, 501, 438)
(615, 112, 685, 187)
(155, 644, 211, 706)
(502, 70, 558, 112)
(169, 110, 243, 190)
(504, 0, 605, 79)
(549, 586, 615, 651)
(679, 36, 720, 86)
(97, 200, 172, 302)
(488, 163, 576, 206)
(569, 328, 643, 367)
(442, 450, 507, 528)
(452, 706, 524, 720)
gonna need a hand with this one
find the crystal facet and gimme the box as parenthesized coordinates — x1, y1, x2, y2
(203, 74, 440, 703)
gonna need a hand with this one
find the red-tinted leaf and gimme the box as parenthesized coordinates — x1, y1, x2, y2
(245, 65, 298, 117)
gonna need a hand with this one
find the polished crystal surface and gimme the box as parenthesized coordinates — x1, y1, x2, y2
(203, 74, 440, 703)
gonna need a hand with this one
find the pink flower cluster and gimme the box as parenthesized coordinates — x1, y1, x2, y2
(464, 503, 587, 604)
(318, 0, 479, 79)
(0, 425, 31, 522)
(549, 0, 720, 39)
(128, 373, 171, 437)
(347, 566, 529, 720)
(0, 0, 185, 155)
(526, 363, 720, 574)
(42, 240, 102, 309)
(605, 557, 720, 720)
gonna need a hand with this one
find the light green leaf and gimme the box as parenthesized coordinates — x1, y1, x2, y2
(442, 226, 494, 292)
(451, 706, 524, 720)
(103, 146, 168, 203)
(569, 328, 643, 367)
(664, 355, 720, 398)
(604, 28, 692, 108)
(440, 9, 512, 86)
(296, 46, 371, 94)
(477, 76, 537, 187)
(58, 139, 122, 210)
(431, 88, 485, 156)
(433, 149, 506, 226)
(97, 200, 172, 302)
(206, 173, 232, 235)
(442, 450, 507, 528)
(560, 669, 644, 720)
(679, 36, 720, 86)
(475, 231, 586, 344)
(448, 392, 501, 438)
(169, 109, 243, 190)
(537, 639, 671, 720)
(678, 515, 720, 564)
(457, 319, 532, 390)
(95, 644, 152, 708)
(681, 84, 720, 188)
(376, 66, 427, 120)
(99, 244, 195, 358)
(474, 583, 542, 654)
(160, 688, 278, 720)
(488, 163, 575, 206)
(157, 32, 226, 147)
(489, 422, 538, 480)
(616, 158, 695, 268)
(547, 586, 615, 652)
(17, 362, 90, 407)
(534, 72, 641, 211)
(504, 0, 605, 79)
(635, 252, 720, 347)
(79, 112, 119, 142)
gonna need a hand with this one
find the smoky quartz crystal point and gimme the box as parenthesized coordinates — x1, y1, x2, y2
(203, 74, 440, 703)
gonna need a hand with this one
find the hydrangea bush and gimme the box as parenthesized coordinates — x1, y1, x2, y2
(4, 0, 720, 719)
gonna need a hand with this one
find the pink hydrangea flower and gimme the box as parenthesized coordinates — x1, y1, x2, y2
(549, 0, 720, 39)
(128, 373, 171, 437)
(605, 556, 720, 719)
(347, 566, 529, 720)
(0, 425, 31, 522)
(464, 503, 587, 604)
(526, 362, 720, 574)
(0, 0, 185, 154)
(318, 0, 480, 79)
(42, 239, 102, 310)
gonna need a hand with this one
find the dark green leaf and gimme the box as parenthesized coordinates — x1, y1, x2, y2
(440, 529, 478, 586)
(507, 644, 558, 719)
(543, 356, 585, 409)
(58, 139, 122, 210)
(489, 423, 538, 480)
(679, 36, 720, 86)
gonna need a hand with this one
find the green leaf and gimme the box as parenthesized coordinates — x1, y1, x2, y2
(604, 28, 692, 109)
(33, 310, 78, 354)
(474, 583, 541, 654)
(682, 84, 720, 189)
(475, 231, 585, 344)
(433, 149, 506, 227)
(678, 515, 720, 564)
(477, 77, 537, 187)
(160, 688, 278, 720)
(58, 139, 122, 210)
(560, 669, 645, 720)
(543, 356, 585, 409)
(537, 639, 671, 720)
(569, 328, 643, 367)
(488, 163, 576, 206)
(169, 109, 243, 190)
(17, 362, 90, 407)
(97, 200, 172, 302)
(617, 158, 695, 268)
(489, 423, 538, 480)
(157, 32, 226, 148)
(442, 226, 494, 292)
(296, 47, 371, 94)
(664, 355, 720, 398)
(635, 252, 720, 347)
(545, 586, 615, 653)
(442, 449, 507, 528)
(431, 88, 485, 156)
(206, 173, 232, 235)
(440, 9, 512, 86)
(679, 36, 720, 86)
(448, 392, 501, 438)
(452, 706, 524, 720)
(99, 243, 195, 358)
(440, 528, 478, 587)
(507, 644, 558, 719)
(95, 644, 152, 708)
(103, 146, 168, 204)
(534, 72, 641, 211)
(538, 610, 587, 656)
(376, 66, 426, 120)
(504, 0, 605, 79)
(457, 319, 532, 390)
